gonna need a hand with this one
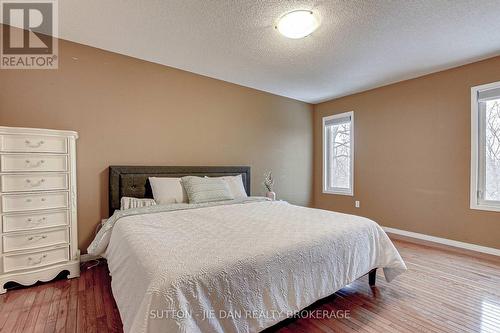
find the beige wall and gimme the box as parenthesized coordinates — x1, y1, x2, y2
(314, 56, 500, 249)
(0, 37, 313, 251)
(2, 25, 498, 252)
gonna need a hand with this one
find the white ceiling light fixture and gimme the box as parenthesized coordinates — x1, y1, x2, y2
(276, 10, 319, 39)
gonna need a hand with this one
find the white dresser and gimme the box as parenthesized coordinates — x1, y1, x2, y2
(0, 126, 79, 293)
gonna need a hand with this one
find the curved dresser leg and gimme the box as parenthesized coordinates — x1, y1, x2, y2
(66, 261, 81, 279)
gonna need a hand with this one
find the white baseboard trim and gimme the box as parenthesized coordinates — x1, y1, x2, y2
(383, 226, 500, 257)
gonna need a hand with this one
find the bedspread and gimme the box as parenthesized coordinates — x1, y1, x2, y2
(88, 198, 406, 333)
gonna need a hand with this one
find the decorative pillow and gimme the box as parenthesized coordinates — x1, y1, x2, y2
(218, 175, 248, 199)
(181, 176, 234, 204)
(120, 197, 157, 210)
(149, 177, 188, 204)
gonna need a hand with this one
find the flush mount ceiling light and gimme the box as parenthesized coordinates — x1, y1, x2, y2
(276, 10, 319, 39)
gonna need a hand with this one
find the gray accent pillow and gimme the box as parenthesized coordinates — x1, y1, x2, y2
(181, 176, 234, 204)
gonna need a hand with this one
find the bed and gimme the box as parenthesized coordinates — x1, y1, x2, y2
(88, 166, 407, 333)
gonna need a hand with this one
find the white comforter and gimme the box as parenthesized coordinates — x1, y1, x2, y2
(88, 198, 406, 333)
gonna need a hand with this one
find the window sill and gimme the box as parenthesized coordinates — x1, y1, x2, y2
(323, 190, 353, 196)
(470, 203, 500, 213)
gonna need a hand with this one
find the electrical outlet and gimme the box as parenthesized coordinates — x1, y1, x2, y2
(355, 200, 360, 208)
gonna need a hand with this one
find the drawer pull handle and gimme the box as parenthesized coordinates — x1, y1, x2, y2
(26, 198, 46, 202)
(25, 179, 46, 187)
(27, 217, 47, 224)
(24, 160, 45, 168)
(27, 254, 47, 265)
(25, 140, 45, 148)
(27, 235, 48, 241)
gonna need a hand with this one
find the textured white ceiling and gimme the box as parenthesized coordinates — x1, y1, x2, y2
(53, 1, 500, 102)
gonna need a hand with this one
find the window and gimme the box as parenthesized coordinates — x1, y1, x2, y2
(323, 111, 354, 195)
(471, 81, 500, 211)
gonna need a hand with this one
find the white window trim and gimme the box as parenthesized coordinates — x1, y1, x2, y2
(322, 111, 354, 196)
(470, 81, 500, 212)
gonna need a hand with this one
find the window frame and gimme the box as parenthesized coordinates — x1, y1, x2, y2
(470, 81, 500, 212)
(322, 111, 354, 196)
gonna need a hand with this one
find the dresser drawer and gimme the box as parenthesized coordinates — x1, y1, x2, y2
(2, 211, 69, 232)
(1, 192, 68, 213)
(0, 154, 67, 172)
(0, 135, 67, 153)
(3, 227, 68, 252)
(3, 247, 69, 273)
(1, 173, 68, 192)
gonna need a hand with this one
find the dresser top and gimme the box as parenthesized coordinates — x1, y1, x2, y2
(0, 126, 78, 139)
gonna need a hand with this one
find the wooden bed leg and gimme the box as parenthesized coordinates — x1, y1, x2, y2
(368, 268, 377, 286)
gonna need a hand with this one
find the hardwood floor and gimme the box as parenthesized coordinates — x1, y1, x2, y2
(0, 239, 499, 332)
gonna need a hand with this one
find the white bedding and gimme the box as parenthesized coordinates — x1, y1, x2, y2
(88, 198, 406, 333)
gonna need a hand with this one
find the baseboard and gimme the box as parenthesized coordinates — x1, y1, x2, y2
(383, 226, 500, 261)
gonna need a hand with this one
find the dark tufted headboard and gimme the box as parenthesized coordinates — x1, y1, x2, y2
(108, 166, 251, 215)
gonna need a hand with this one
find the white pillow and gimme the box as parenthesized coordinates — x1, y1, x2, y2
(149, 177, 188, 204)
(219, 175, 248, 199)
(120, 197, 157, 210)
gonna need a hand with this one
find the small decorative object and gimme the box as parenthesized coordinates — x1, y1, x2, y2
(263, 171, 276, 200)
